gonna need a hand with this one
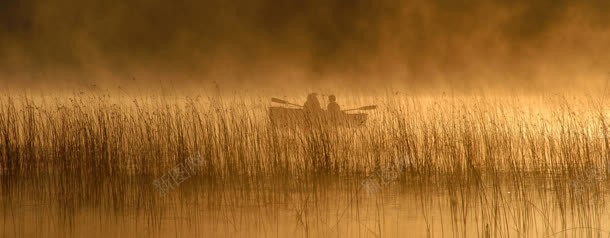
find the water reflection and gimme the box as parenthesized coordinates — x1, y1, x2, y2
(2, 172, 609, 237)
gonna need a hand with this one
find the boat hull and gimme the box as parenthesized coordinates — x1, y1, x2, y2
(269, 107, 368, 128)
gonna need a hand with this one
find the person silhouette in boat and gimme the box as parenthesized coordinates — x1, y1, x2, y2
(327, 95, 341, 114)
(303, 93, 322, 114)
(327, 95, 344, 124)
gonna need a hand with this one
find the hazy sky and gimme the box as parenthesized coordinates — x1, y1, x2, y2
(1, 0, 609, 90)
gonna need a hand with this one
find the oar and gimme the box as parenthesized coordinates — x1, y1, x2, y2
(343, 105, 377, 112)
(271, 98, 303, 107)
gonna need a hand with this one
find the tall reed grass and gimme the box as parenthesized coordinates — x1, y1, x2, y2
(0, 94, 607, 179)
(1, 93, 609, 237)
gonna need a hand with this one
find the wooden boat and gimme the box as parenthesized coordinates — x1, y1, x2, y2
(269, 107, 368, 128)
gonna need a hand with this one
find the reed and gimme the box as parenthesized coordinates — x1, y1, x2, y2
(0, 94, 607, 177)
(1, 92, 608, 237)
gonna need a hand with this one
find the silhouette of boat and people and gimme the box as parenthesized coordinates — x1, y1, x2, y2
(269, 93, 376, 128)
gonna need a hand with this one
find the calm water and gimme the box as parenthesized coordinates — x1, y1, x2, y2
(2, 172, 609, 238)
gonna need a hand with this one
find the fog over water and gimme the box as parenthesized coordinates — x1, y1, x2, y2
(1, 0, 609, 91)
(4, 2, 610, 238)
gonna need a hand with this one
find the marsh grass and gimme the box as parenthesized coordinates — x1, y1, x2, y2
(1, 92, 609, 237)
(1, 94, 608, 176)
